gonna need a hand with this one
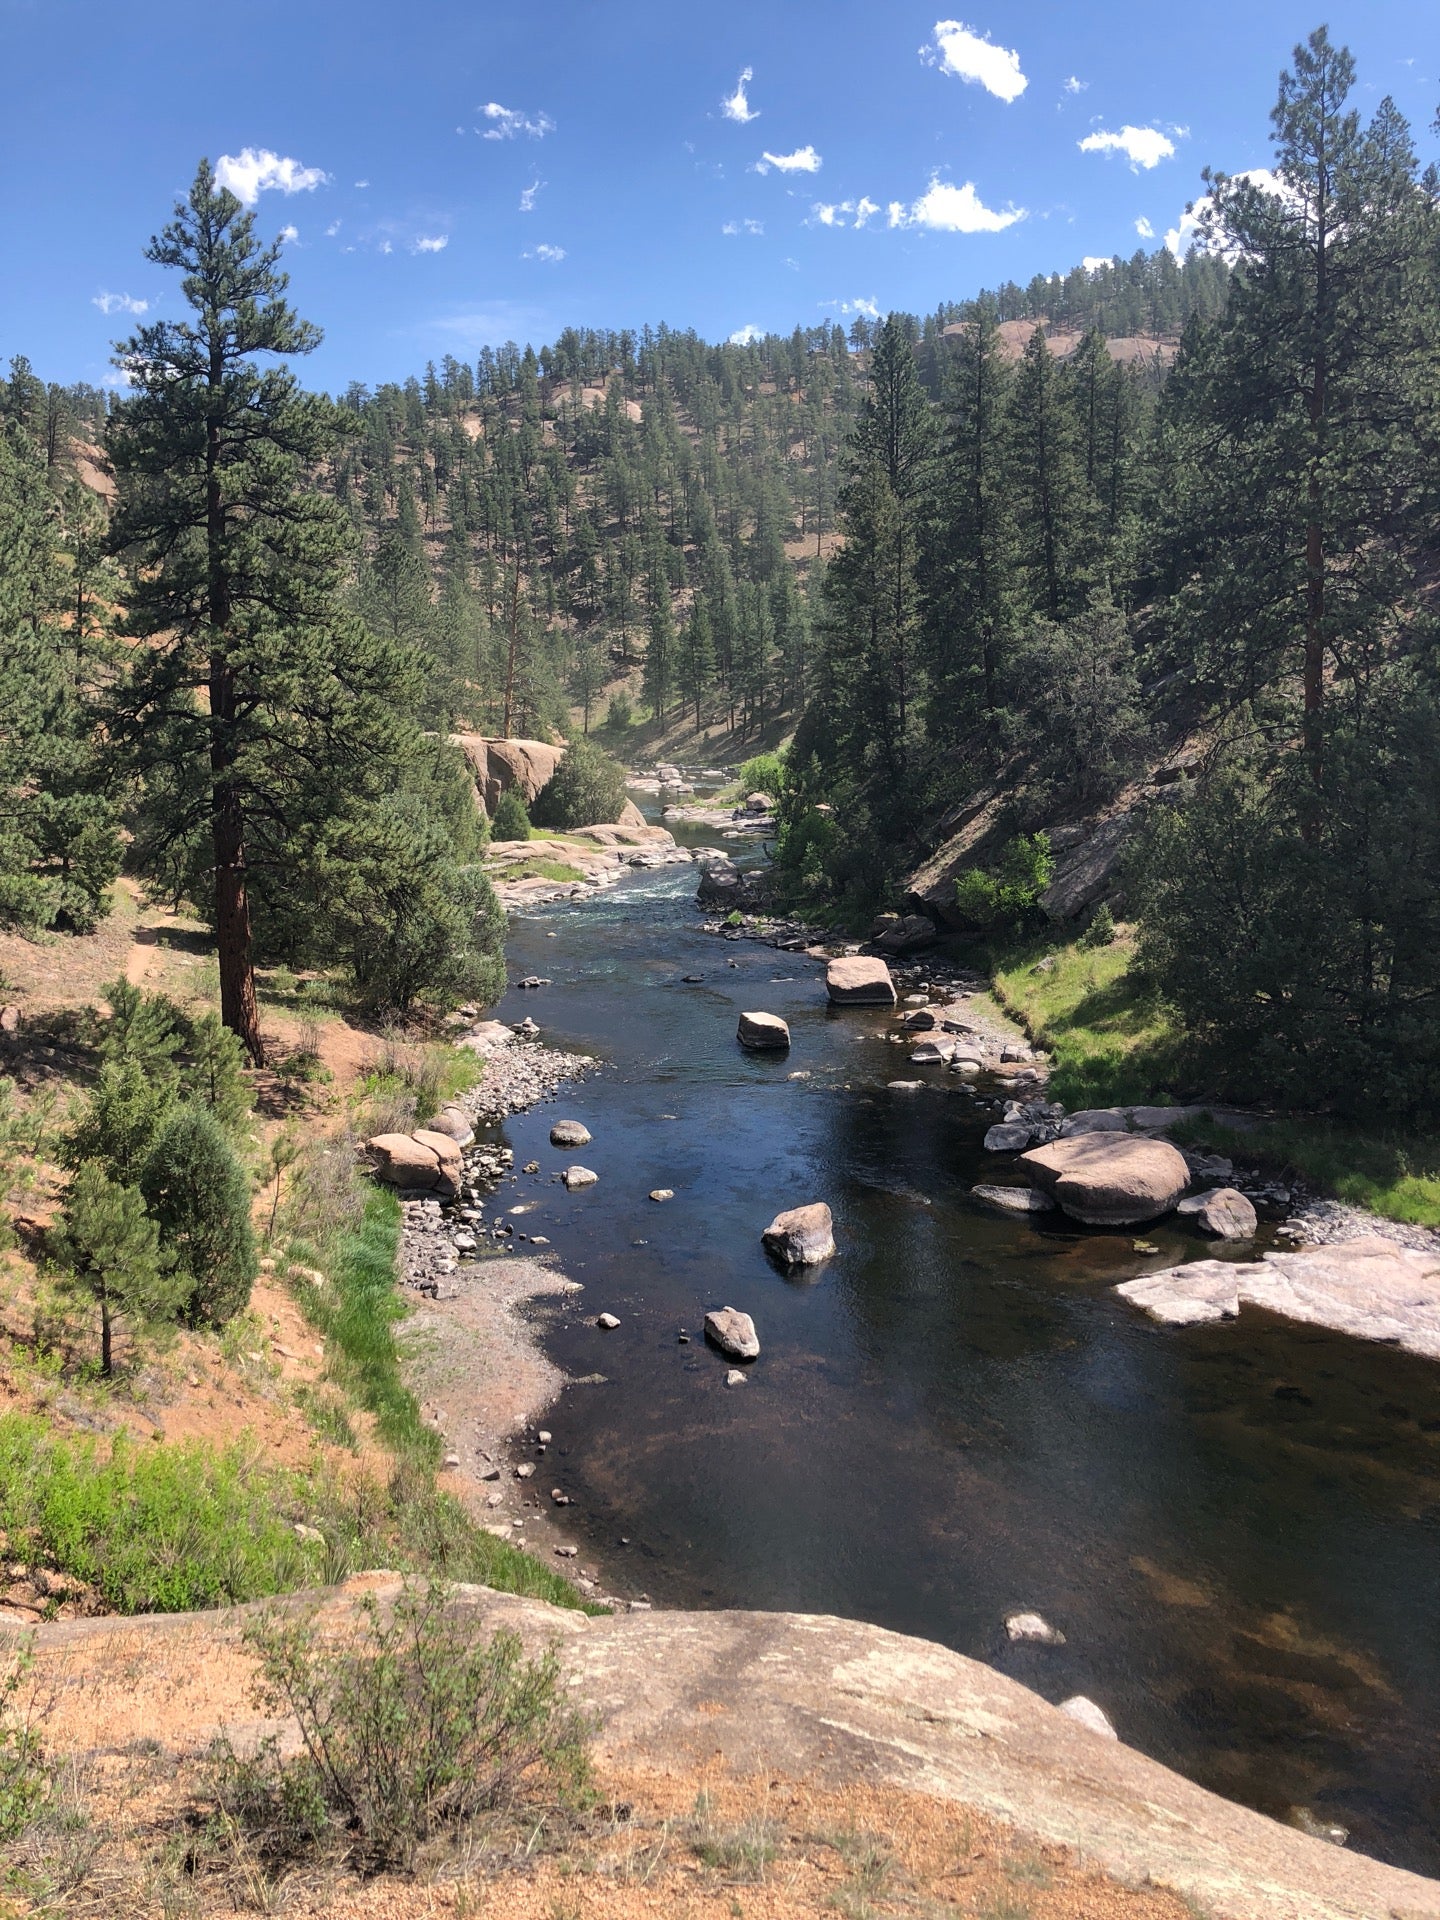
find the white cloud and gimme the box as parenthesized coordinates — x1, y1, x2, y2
(479, 102, 555, 140)
(278, 224, 299, 244)
(782, 256, 799, 270)
(822, 296, 880, 317)
(379, 239, 393, 254)
(325, 220, 342, 237)
(1164, 166, 1287, 257)
(215, 148, 329, 205)
(854, 196, 880, 228)
(921, 21, 1027, 104)
(1078, 126, 1177, 171)
(519, 178, 544, 212)
(891, 175, 1025, 234)
(729, 324, 763, 345)
(1082, 255, 1113, 271)
(811, 197, 881, 230)
(753, 145, 821, 175)
(1135, 215, 1155, 238)
(413, 234, 449, 253)
(355, 179, 369, 188)
(722, 66, 759, 123)
(1063, 75, 1087, 94)
(721, 218, 764, 235)
(523, 242, 566, 262)
(92, 290, 147, 316)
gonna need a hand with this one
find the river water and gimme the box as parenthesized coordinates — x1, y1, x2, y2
(482, 823, 1440, 1875)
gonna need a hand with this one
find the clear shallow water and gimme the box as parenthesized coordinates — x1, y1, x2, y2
(484, 860, 1440, 1874)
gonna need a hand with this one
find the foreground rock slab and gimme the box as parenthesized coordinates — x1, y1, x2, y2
(1117, 1234, 1440, 1359)
(737, 1010, 791, 1050)
(31, 1584, 1440, 1920)
(826, 955, 897, 1006)
(762, 1202, 835, 1266)
(1021, 1134, 1190, 1227)
(704, 1306, 760, 1359)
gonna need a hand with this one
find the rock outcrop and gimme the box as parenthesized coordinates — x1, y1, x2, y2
(1020, 1134, 1190, 1227)
(37, 1583, 1439, 1920)
(1117, 1235, 1440, 1359)
(365, 1130, 464, 1198)
(452, 734, 565, 814)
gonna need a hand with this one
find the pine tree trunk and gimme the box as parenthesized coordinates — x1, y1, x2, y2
(100, 1294, 112, 1378)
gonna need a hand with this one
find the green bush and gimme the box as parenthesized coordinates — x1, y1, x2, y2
(604, 690, 632, 731)
(737, 750, 785, 799)
(954, 834, 1055, 931)
(0, 1646, 54, 1841)
(529, 736, 628, 831)
(489, 788, 531, 841)
(140, 1103, 256, 1327)
(218, 1583, 592, 1870)
(1079, 902, 1116, 949)
(51, 1161, 185, 1376)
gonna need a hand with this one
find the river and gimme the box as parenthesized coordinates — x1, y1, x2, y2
(479, 812, 1440, 1875)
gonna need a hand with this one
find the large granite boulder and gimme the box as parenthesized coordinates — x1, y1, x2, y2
(762, 1202, 835, 1266)
(875, 914, 937, 956)
(451, 734, 565, 814)
(704, 1306, 760, 1360)
(1020, 1134, 1189, 1227)
(426, 1105, 476, 1148)
(738, 1011, 790, 1051)
(365, 1130, 463, 1198)
(826, 956, 897, 1006)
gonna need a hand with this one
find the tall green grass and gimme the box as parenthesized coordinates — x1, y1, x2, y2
(989, 933, 1180, 1108)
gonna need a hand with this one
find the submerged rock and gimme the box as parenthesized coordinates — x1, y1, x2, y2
(972, 1184, 1057, 1215)
(762, 1202, 836, 1267)
(705, 1306, 760, 1360)
(550, 1119, 592, 1148)
(1005, 1611, 1066, 1646)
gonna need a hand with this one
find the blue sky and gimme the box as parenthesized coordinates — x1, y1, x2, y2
(1, 0, 1434, 392)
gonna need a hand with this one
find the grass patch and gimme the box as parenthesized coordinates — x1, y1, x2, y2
(1170, 1113, 1440, 1229)
(989, 930, 1180, 1108)
(489, 857, 585, 885)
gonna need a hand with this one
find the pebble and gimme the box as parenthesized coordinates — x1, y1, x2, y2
(725, 1369, 747, 1388)
(649, 1188, 675, 1202)
(538, 1430, 552, 1445)
(597, 1312, 620, 1330)
(515, 1463, 535, 1480)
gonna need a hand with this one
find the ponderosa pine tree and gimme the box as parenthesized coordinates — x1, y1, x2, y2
(1008, 329, 1097, 619)
(106, 161, 419, 1062)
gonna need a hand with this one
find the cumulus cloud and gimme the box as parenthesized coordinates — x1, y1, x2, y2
(1063, 75, 1087, 94)
(325, 220, 342, 237)
(278, 224, 299, 244)
(215, 148, 329, 204)
(523, 242, 566, 261)
(1082, 255, 1114, 271)
(729, 324, 763, 346)
(722, 66, 759, 123)
(1135, 215, 1155, 238)
(519, 179, 544, 212)
(811, 197, 881, 230)
(921, 21, 1027, 103)
(355, 179, 370, 188)
(1164, 167, 1287, 257)
(822, 296, 880, 318)
(412, 234, 449, 253)
(480, 102, 555, 140)
(890, 176, 1025, 234)
(92, 291, 148, 316)
(752, 145, 821, 174)
(1079, 126, 1177, 171)
(721, 218, 764, 235)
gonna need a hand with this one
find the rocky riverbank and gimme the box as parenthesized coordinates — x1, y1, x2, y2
(486, 821, 702, 910)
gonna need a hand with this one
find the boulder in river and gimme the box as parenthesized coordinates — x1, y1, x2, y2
(984, 1123, 1033, 1153)
(550, 1120, 592, 1148)
(705, 1306, 760, 1360)
(738, 1010, 791, 1051)
(909, 1038, 955, 1065)
(826, 956, 897, 1006)
(762, 1202, 835, 1267)
(1177, 1187, 1258, 1239)
(1020, 1135, 1190, 1227)
(561, 1165, 599, 1189)
(1006, 1610, 1066, 1646)
(972, 1184, 1057, 1216)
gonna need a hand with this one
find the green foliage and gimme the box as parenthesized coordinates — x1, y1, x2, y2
(603, 690, 633, 732)
(51, 1161, 185, 1375)
(1005, 603, 1150, 807)
(953, 834, 1055, 931)
(140, 1104, 257, 1327)
(181, 1011, 253, 1134)
(66, 1057, 172, 1188)
(737, 750, 785, 798)
(1079, 902, 1115, 949)
(530, 736, 628, 830)
(220, 1584, 592, 1869)
(489, 787, 531, 841)
(989, 931, 1180, 1108)
(1169, 1114, 1440, 1230)
(0, 1645, 54, 1842)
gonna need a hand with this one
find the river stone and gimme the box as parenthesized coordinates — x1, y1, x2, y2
(562, 1165, 599, 1189)
(1176, 1187, 1258, 1240)
(550, 1120, 592, 1148)
(972, 1184, 1057, 1216)
(738, 1010, 791, 1050)
(596, 1312, 620, 1330)
(1021, 1135, 1189, 1227)
(887, 1080, 925, 1091)
(427, 1104, 476, 1148)
(1006, 1611, 1066, 1646)
(762, 1202, 835, 1267)
(1061, 1109, 1131, 1137)
(984, 1123, 1033, 1153)
(725, 1368, 747, 1388)
(909, 1038, 955, 1065)
(704, 1306, 760, 1360)
(1060, 1695, 1118, 1740)
(902, 1009, 937, 1031)
(826, 956, 897, 1006)
(649, 1188, 675, 1202)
